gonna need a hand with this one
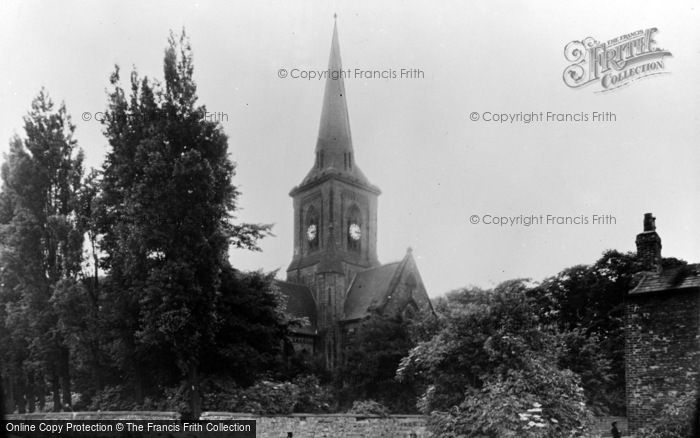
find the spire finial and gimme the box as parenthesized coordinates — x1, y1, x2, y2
(334, 13, 337, 20)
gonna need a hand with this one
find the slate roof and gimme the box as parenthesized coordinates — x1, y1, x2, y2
(274, 280, 317, 335)
(343, 262, 401, 321)
(630, 263, 700, 295)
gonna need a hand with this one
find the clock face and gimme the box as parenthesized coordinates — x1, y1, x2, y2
(306, 224, 317, 241)
(348, 223, 361, 241)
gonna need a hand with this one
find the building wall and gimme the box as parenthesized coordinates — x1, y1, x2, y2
(625, 288, 700, 432)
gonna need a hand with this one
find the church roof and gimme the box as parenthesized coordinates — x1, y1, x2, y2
(292, 18, 379, 195)
(274, 280, 317, 335)
(630, 263, 700, 296)
(343, 262, 401, 321)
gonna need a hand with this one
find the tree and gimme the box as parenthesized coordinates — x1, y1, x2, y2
(98, 30, 271, 417)
(398, 280, 592, 437)
(335, 315, 418, 413)
(0, 90, 84, 412)
(530, 250, 687, 414)
(202, 267, 288, 386)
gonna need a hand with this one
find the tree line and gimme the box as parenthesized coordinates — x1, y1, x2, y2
(0, 31, 282, 419)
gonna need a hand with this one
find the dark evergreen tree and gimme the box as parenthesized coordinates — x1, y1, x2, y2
(98, 31, 272, 416)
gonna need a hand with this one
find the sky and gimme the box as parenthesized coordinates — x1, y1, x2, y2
(1, 0, 698, 297)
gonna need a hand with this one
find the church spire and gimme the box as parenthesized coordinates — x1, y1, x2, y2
(292, 16, 379, 195)
(316, 16, 353, 165)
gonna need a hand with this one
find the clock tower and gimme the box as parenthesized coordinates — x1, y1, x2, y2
(286, 18, 380, 368)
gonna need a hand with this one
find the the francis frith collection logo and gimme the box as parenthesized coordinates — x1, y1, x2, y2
(563, 28, 672, 92)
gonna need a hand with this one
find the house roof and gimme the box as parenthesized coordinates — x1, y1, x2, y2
(630, 263, 700, 296)
(274, 280, 317, 335)
(343, 261, 401, 321)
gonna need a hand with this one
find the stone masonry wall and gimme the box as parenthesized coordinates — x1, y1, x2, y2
(5, 412, 633, 437)
(5, 412, 428, 438)
(201, 413, 430, 438)
(625, 288, 700, 433)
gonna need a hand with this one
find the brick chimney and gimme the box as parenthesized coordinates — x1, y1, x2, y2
(635, 213, 662, 272)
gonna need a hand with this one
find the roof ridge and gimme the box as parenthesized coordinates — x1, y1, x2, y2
(362, 261, 401, 270)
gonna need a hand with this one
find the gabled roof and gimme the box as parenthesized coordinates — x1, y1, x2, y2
(343, 262, 401, 321)
(274, 280, 317, 335)
(630, 263, 700, 296)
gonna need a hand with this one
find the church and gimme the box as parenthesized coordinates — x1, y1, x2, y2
(275, 19, 433, 370)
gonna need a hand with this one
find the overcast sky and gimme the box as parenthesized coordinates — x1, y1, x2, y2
(1, 0, 698, 297)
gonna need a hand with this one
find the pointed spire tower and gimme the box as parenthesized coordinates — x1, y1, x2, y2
(282, 17, 431, 372)
(293, 15, 377, 191)
(317, 15, 351, 161)
(288, 15, 380, 283)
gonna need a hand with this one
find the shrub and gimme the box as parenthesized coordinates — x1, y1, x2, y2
(347, 400, 390, 417)
(291, 375, 334, 413)
(636, 393, 696, 438)
(87, 385, 141, 411)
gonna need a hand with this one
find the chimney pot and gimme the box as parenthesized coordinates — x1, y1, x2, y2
(643, 212, 656, 232)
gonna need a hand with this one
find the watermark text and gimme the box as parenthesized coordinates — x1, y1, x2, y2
(470, 214, 617, 226)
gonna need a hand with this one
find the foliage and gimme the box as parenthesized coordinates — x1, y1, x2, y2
(529, 250, 687, 414)
(636, 392, 696, 438)
(0, 89, 84, 412)
(291, 374, 334, 413)
(201, 268, 288, 386)
(428, 367, 591, 437)
(196, 378, 298, 415)
(232, 380, 299, 415)
(0, 32, 292, 417)
(398, 280, 593, 437)
(335, 315, 419, 413)
(347, 400, 390, 417)
(147, 374, 336, 415)
(87, 385, 143, 411)
(97, 30, 273, 416)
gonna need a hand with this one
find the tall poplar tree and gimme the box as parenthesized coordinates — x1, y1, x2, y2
(99, 31, 271, 416)
(0, 90, 84, 412)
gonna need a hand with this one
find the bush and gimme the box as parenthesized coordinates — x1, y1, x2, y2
(398, 281, 595, 437)
(347, 400, 390, 417)
(636, 393, 696, 438)
(231, 380, 299, 415)
(154, 385, 190, 414)
(291, 375, 334, 413)
(87, 385, 143, 411)
(197, 375, 334, 414)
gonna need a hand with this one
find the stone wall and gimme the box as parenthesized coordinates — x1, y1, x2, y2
(589, 416, 627, 437)
(4, 412, 636, 437)
(5, 411, 180, 421)
(200, 412, 429, 438)
(625, 288, 700, 432)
